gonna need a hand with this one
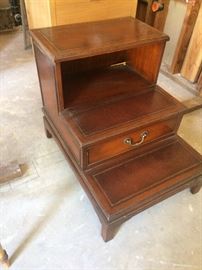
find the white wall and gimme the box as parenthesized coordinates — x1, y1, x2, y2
(163, 0, 187, 65)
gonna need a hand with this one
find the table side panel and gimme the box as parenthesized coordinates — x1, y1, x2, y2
(34, 45, 80, 162)
(127, 41, 166, 83)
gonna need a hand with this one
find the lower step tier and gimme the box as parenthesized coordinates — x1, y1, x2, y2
(44, 116, 202, 242)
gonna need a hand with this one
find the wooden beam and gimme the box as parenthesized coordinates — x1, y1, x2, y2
(181, 3, 202, 82)
(169, 0, 201, 74)
(153, 0, 170, 31)
(144, 0, 170, 31)
(136, 0, 148, 21)
(197, 70, 202, 96)
(145, 0, 155, 25)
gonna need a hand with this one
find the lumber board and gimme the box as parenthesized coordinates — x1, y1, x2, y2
(153, 0, 170, 31)
(170, 0, 201, 74)
(181, 3, 202, 82)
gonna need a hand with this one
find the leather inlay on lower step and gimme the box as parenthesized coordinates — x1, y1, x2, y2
(72, 90, 174, 135)
(94, 141, 200, 206)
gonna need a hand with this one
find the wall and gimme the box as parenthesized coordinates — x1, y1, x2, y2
(163, 0, 187, 65)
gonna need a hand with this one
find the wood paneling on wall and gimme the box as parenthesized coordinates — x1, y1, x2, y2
(25, 0, 52, 28)
(25, 0, 137, 29)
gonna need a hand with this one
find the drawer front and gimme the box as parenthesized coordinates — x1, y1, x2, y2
(87, 117, 177, 166)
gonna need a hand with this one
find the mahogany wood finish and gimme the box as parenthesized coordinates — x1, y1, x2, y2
(31, 17, 168, 62)
(31, 17, 202, 242)
(87, 117, 177, 166)
(127, 42, 167, 83)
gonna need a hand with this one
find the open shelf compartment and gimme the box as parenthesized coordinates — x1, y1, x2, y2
(62, 64, 152, 109)
(61, 64, 186, 141)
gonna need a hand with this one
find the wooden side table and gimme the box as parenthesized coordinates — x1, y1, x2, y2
(30, 17, 202, 242)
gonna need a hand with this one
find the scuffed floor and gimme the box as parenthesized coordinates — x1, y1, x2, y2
(0, 29, 202, 270)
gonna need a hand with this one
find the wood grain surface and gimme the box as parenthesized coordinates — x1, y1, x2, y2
(170, 0, 201, 74)
(181, 3, 202, 82)
(30, 17, 169, 62)
(25, 0, 137, 29)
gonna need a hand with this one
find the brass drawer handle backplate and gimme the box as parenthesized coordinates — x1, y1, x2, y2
(124, 131, 149, 146)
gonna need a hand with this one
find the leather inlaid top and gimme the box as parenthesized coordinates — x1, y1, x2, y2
(65, 88, 183, 136)
(93, 141, 201, 206)
(30, 17, 169, 62)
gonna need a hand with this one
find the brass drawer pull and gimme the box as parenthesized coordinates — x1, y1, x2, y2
(124, 131, 149, 146)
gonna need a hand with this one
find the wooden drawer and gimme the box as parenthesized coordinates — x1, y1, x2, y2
(86, 117, 178, 166)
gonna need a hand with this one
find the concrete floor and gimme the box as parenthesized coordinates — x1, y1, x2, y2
(0, 30, 202, 270)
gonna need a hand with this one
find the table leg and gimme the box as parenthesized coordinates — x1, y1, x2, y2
(190, 175, 202, 194)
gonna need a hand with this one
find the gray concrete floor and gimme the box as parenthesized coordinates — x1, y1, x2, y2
(0, 29, 202, 270)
